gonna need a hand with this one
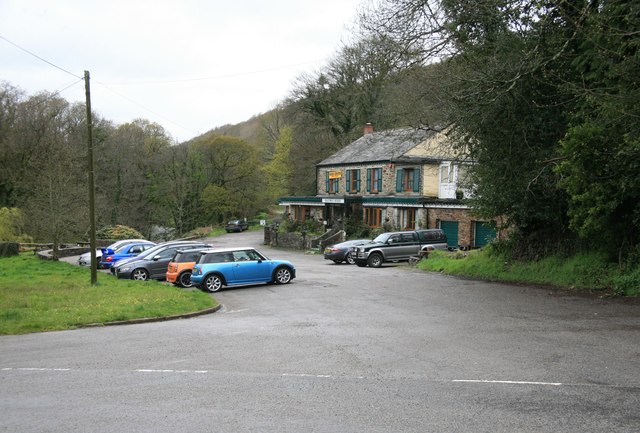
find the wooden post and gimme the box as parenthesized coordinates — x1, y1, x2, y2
(84, 70, 97, 285)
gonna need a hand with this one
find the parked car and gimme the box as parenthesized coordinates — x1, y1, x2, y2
(225, 219, 249, 233)
(98, 241, 156, 268)
(323, 239, 371, 264)
(78, 238, 148, 268)
(111, 240, 211, 281)
(166, 247, 208, 288)
(353, 229, 448, 268)
(191, 247, 295, 292)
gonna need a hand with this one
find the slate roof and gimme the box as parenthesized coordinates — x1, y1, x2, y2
(317, 128, 436, 166)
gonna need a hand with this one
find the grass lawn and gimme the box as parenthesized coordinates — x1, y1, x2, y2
(417, 248, 639, 297)
(0, 253, 218, 335)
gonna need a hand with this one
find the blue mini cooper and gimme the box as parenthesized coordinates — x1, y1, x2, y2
(190, 247, 296, 292)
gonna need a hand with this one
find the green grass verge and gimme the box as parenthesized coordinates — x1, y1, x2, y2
(0, 254, 218, 335)
(417, 248, 639, 297)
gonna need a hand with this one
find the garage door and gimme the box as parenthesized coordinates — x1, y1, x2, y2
(439, 221, 459, 248)
(474, 221, 497, 247)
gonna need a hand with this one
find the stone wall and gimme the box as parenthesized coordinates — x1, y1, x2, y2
(263, 226, 343, 251)
(37, 246, 89, 260)
(263, 227, 314, 250)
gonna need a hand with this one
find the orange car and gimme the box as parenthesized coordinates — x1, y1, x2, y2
(166, 248, 207, 288)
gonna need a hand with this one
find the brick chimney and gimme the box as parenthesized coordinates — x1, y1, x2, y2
(363, 122, 374, 135)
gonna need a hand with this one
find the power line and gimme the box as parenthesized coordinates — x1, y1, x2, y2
(0, 34, 82, 79)
(93, 80, 196, 136)
(1, 33, 307, 139)
(53, 78, 85, 96)
(1, 34, 195, 137)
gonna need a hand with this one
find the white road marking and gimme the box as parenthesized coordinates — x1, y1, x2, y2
(2, 367, 70, 371)
(453, 379, 563, 386)
(1, 368, 632, 388)
(282, 373, 332, 378)
(136, 369, 208, 374)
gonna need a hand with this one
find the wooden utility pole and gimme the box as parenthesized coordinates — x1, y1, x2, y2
(84, 70, 97, 285)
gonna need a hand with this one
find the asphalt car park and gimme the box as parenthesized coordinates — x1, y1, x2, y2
(30, 230, 640, 432)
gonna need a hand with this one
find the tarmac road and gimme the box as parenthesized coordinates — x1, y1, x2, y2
(3, 229, 640, 432)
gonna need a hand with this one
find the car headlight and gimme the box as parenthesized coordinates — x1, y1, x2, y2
(118, 266, 131, 272)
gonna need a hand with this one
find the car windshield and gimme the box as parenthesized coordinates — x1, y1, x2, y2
(372, 233, 391, 243)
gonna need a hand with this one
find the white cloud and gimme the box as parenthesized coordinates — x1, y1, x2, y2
(0, 0, 362, 141)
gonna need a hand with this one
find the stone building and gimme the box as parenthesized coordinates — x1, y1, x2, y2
(278, 124, 497, 248)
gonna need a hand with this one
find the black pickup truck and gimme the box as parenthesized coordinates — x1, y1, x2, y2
(353, 229, 448, 268)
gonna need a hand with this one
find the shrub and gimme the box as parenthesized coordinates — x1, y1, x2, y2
(95, 225, 144, 240)
(344, 218, 373, 239)
(278, 219, 323, 236)
(0, 207, 32, 242)
(184, 226, 213, 238)
(0, 242, 19, 257)
(612, 270, 640, 297)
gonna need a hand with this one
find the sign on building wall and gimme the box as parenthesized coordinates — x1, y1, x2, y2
(329, 170, 342, 179)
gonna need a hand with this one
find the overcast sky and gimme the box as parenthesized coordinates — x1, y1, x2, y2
(0, 0, 363, 142)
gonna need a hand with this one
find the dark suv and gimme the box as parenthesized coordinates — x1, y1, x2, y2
(225, 219, 249, 232)
(353, 229, 448, 268)
(111, 241, 211, 281)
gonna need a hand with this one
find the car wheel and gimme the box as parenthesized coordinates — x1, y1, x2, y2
(203, 274, 224, 292)
(367, 253, 383, 268)
(345, 253, 356, 265)
(177, 271, 193, 288)
(131, 268, 149, 281)
(274, 267, 292, 284)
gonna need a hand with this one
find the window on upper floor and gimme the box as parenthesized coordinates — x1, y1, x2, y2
(440, 163, 452, 184)
(439, 162, 474, 199)
(366, 168, 382, 193)
(325, 171, 341, 194)
(457, 164, 471, 189)
(346, 169, 361, 193)
(329, 178, 339, 194)
(396, 168, 420, 192)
